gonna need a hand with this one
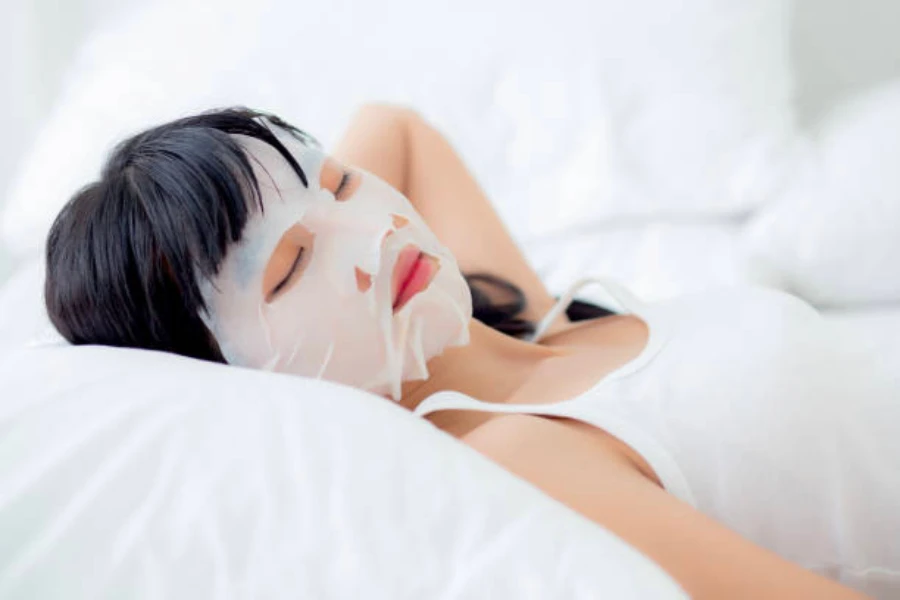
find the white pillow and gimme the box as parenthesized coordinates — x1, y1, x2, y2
(0, 260, 50, 355)
(0, 248, 13, 289)
(0, 267, 685, 599)
(492, 0, 796, 238)
(524, 222, 747, 303)
(742, 80, 900, 307)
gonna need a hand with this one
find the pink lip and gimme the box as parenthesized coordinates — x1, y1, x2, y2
(391, 244, 439, 312)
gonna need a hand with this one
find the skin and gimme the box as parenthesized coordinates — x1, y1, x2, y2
(290, 104, 866, 599)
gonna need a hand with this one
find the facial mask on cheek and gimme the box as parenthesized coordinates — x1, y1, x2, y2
(200, 133, 472, 400)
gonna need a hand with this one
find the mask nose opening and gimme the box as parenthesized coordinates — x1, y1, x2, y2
(355, 267, 373, 292)
(391, 214, 410, 229)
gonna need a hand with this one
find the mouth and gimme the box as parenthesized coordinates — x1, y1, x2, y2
(391, 244, 439, 312)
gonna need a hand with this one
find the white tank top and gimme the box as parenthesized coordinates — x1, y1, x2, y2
(414, 281, 900, 598)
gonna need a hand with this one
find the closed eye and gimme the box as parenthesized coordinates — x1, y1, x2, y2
(262, 223, 316, 303)
(268, 247, 305, 300)
(334, 172, 351, 198)
(334, 170, 361, 201)
(320, 157, 360, 201)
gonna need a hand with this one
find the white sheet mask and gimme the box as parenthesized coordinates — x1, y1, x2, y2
(199, 124, 472, 400)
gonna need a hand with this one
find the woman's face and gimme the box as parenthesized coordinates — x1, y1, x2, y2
(199, 127, 472, 400)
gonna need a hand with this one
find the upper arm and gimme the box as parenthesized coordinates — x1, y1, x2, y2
(332, 103, 566, 330)
(463, 415, 865, 600)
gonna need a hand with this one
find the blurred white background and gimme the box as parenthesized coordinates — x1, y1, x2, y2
(2, 0, 900, 308)
(0, 0, 136, 215)
(1, 0, 139, 278)
(4, 0, 900, 205)
(4, 0, 900, 193)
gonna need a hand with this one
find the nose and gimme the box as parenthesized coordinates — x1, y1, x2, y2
(352, 215, 411, 293)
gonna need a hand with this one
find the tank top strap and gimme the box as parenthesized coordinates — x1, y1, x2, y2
(414, 390, 575, 420)
(527, 277, 647, 343)
(414, 391, 503, 419)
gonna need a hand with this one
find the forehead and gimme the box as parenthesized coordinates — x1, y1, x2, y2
(233, 128, 327, 197)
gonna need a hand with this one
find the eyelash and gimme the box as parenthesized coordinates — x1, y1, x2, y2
(271, 247, 305, 297)
(334, 171, 351, 199)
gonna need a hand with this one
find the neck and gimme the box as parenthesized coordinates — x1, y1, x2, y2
(397, 319, 564, 438)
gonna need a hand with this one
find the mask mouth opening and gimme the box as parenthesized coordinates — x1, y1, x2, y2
(391, 245, 441, 312)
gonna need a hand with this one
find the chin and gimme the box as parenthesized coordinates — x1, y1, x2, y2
(396, 282, 471, 369)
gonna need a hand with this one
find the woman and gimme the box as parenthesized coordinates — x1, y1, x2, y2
(45, 104, 897, 599)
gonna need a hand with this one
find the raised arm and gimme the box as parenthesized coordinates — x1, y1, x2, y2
(331, 103, 563, 330)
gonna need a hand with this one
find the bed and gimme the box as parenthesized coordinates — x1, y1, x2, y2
(2, 0, 900, 597)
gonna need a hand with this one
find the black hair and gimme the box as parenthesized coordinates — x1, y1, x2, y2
(465, 273, 614, 337)
(45, 107, 612, 363)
